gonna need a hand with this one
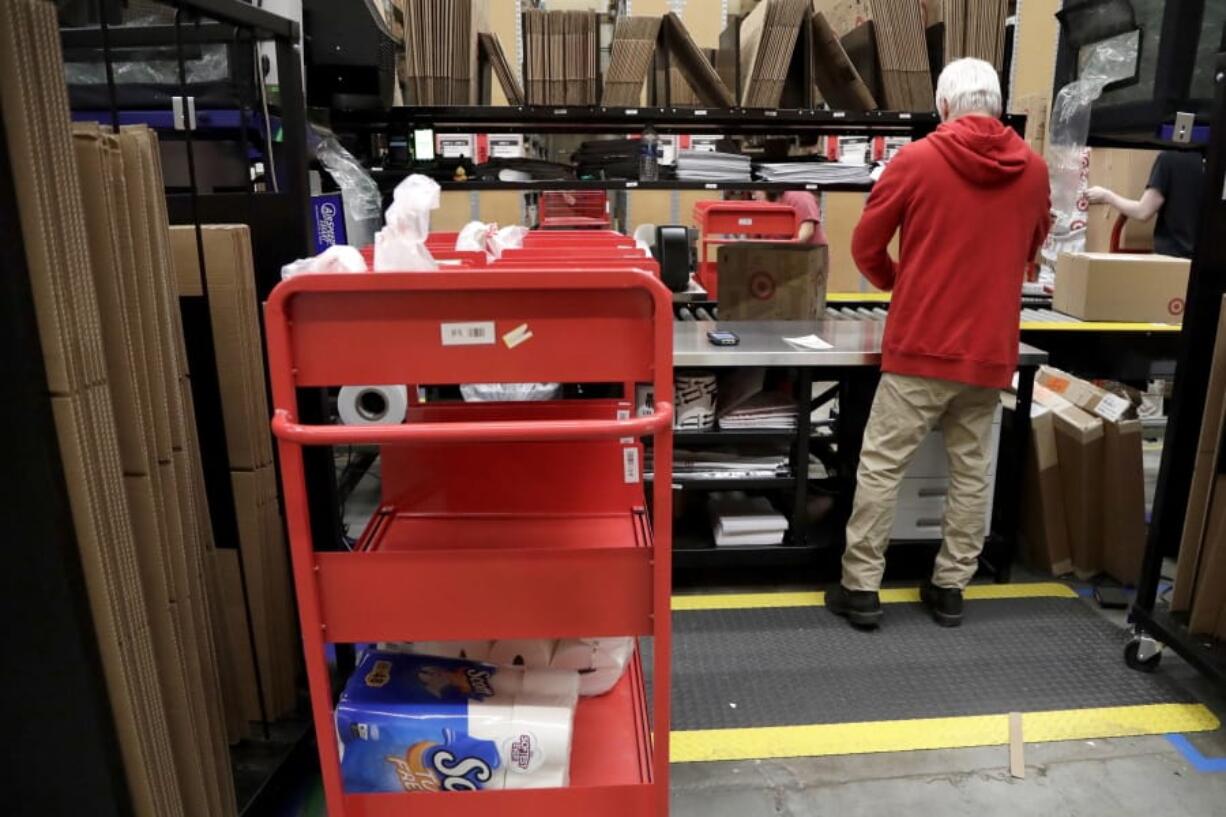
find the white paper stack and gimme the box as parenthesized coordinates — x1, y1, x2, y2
(677, 149, 753, 182)
(754, 161, 875, 185)
(710, 492, 788, 546)
(669, 448, 791, 480)
(718, 392, 798, 430)
(550, 637, 637, 697)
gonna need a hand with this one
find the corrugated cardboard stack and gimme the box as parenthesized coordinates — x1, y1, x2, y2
(603, 16, 662, 107)
(170, 225, 299, 727)
(0, 5, 188, 815)
(402, 0, 490, 104)
(940, 0, 1007, 71)
(739, 0, 810, 107)
(1174, 298, 1226, 639)
(1034, 367, 1147, 584)
(479, 32, 525, 105)
(663, 13, 737, 107)
(868, 0, 933, 110)
(524, 8, 599, 105)
(811, 11, 877, 110)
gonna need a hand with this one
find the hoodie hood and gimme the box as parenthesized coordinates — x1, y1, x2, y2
(927, 115, 1033, 186)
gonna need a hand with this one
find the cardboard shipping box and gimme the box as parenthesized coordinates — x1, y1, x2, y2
(1085, 148, 1158, 253)
(718, 241, 829, 320)
(1053, 252, 1190, 324)
(1188, 476, 1226, 638)
(1003, 394, 1072, 576)
(1036, 366, 1147, 584)
(1174, 297, 1226, 612)
(1033, 383, 1105, 577)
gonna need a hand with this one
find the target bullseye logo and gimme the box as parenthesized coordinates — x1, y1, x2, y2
(1169, 297, 1185, 317)
(750, 271, 776, 300)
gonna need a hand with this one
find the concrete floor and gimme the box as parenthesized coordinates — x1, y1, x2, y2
(337, 435, 1226, 816)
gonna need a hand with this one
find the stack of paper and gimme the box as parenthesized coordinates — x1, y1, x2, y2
(657, 449, 791, 481)
(719, 392, 798, 430)
(603, 16, 661, 106)
(677, 150, 752, 181)
(755, 161, 874, 185)
(710, 492, 789, 547)
(739, 0, 811, 107)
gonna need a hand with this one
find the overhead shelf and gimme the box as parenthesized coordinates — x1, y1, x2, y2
(368, 174, 875, 193)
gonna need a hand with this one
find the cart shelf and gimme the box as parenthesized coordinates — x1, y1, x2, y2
(317, 508, 656, 643)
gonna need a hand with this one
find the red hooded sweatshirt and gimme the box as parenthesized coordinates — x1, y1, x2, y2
(852, 115, 1050, 388)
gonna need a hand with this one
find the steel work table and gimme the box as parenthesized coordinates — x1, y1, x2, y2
(668, 319, 1049, 581)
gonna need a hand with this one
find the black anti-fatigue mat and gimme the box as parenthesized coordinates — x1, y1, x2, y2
(651, 596, 1197, 732)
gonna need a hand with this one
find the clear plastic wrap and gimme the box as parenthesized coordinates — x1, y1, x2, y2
(280, 244, 368, 279)
(1041, 35, 1141, 283)
(373, 175, 440, 271)
(316, 134, 383, 248)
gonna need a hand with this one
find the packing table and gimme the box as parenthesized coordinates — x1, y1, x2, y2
(669, 319, 1049, 580)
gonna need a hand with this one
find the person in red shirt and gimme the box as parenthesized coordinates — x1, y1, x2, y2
(826, 58, 1051, 630)
(753, 189, 828, 245)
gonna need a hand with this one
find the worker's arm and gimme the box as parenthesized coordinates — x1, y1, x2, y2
(1085, 186, 1165, 222)
(852, 153, 910, 291)
(796, 220, 817, 243)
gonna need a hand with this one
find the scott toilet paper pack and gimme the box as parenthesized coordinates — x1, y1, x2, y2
(336, 651, 579, 794)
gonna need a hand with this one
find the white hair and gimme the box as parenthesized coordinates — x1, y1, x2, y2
(935, 58, 1003, 120)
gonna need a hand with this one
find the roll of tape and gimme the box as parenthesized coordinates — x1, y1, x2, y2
(337, 385, 409, 425)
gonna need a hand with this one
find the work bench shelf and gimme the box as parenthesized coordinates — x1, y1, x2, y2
(265, 270, 675, 817)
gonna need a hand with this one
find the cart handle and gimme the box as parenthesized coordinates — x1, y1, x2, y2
(271, 404, 674, 445)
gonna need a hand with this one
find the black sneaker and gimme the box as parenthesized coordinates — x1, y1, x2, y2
(826, 584, 883, 629)
(920, 580, 964, 627)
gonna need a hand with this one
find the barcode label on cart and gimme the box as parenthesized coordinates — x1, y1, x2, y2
(618, 409, 633, 444)
(440, 322, 496, 346)
(623, 447, 640, 484)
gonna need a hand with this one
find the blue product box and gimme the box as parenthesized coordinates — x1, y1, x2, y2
(310, 193, 347, 253)
(336, 651, 508, 794)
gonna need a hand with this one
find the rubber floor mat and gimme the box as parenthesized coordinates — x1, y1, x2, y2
(646, 592, 1220, 762)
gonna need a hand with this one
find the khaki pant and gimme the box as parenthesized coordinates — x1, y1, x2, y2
(842, 373, 1000, 592)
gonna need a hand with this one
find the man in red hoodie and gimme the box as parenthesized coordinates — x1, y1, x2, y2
(827, 58, 1050, 629)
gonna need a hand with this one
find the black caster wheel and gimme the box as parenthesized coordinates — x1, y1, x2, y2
(1124, 638, 1162, 673)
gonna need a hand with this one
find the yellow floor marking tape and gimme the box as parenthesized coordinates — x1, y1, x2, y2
(1021, 321, 1180, 332)
(672, 581, 1077, 611)
(672, 704, 1221, 763)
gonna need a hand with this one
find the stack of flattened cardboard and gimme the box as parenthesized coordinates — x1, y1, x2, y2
(869, 0, 933, 110)
(171, 225, 299, 727)
(1032, 367, 1147, 584)
(739, 0, 810, 107)
(603, 16, 662, 107)
(663, 13, 737, 107)
(2, 4, 233, 815)
(479, 32, 525, 105)
(941, 0, 1007, 71)
(1174, 298, 1226, 639)
(524, 9, 599, 105)
(1, 6, 182, 815)
(402, 0, 489, 104)
(811, 11, 877, 110)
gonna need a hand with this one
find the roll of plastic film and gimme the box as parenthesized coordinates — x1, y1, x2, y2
(338, 385, 409, 425)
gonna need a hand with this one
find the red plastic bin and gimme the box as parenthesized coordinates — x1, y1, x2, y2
(692, 200, 797, 297)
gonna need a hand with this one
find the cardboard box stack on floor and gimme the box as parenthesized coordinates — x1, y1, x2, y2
(1002, 394, 1073, 577)
(170, 225, 299, 727)
(1173, 298, 1226, 640)
(1032, 367, 1148, 584)
(2, 4, 235, 814)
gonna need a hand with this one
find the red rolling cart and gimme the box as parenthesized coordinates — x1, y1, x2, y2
(692, 200, 797, 297)
(265, 269, 674, 817)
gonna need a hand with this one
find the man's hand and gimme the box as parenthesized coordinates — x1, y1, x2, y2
(1085, 186, 1113, 205)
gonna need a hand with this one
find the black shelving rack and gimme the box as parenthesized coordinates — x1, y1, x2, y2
(1126, 50, 1226, 686)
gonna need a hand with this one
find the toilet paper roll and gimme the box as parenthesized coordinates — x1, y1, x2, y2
(488, 639, 558, 669)
(467, 696, 519, 791)
(520, 668, 581, 706)
(550, 638, 636, 697)
(338, 385, 408, 425)
(500, 698, 576, 787)
(410, 641, 494, 662)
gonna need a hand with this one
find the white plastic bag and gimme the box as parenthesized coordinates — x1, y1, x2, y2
(280, 244, 368, 279)
(373, 174, 440, 271)
(460, 383, 562, 402)
(489, 225, 529, 259)
(457, 220, 496, 253)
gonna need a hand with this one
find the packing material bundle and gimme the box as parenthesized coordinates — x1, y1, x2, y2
(709, 492, 789, 547)
(406, 638, 637, 697)
(337, 651, 579, 793)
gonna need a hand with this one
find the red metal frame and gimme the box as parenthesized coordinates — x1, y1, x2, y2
(1110, 213, 1155, 254)
(692, 200, 798, 297)
(265, 270, 674, 817)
